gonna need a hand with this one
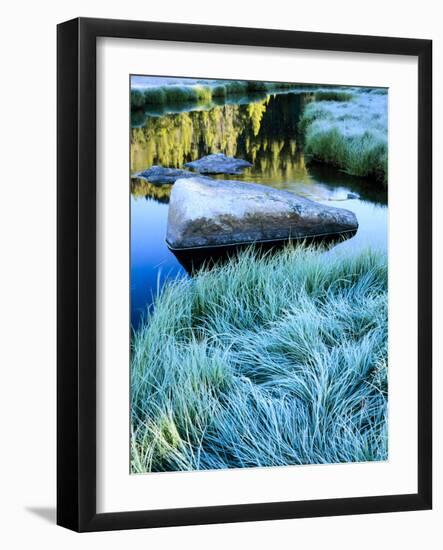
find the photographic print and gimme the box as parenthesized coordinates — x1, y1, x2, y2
(130, 75, 388, 474)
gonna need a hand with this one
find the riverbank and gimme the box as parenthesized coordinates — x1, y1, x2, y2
(131, 79, 321, 110)
(300, 88, 388, 184)
(131, 245, 388, 472)
(131, 80, 388, 186)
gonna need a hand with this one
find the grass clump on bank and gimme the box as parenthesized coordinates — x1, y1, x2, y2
(131, 85, 213, 107)
(314, 90, 354, 102)
(130, 80, 322, 111)
(300, 89, 388, 184)
(131, 81, 249, 108)
(131, 245, 388, 473)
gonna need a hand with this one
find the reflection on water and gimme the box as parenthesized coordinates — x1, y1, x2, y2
(169, 230, 358, 275)
(131, 93, 312, 175)
(131, 91, 271, 126)
(131, 92, 387, 329)
(131, 178, 172, 203)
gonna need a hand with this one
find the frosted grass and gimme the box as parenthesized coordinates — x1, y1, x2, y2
(300, 89, 388, 184)
(130, 78, 361, 110)
(131, 245, 388, 473)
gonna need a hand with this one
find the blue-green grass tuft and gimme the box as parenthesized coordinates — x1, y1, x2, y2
(314, 90, 354, 102)
(131, 245, 388, 473)
(300, 89, 388, 184)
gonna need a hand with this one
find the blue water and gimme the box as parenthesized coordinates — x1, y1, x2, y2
(131, 197, 183, 328)
(130, 92, 387, 330)
(130, 182, 387, 330)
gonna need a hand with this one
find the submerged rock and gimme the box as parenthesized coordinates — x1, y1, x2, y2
(184, 153, 252, 174)
(166, 177, 358, 249)
(137, 165, 198, 185)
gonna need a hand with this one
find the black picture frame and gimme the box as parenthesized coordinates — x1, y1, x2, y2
(57, 17, 432, 532)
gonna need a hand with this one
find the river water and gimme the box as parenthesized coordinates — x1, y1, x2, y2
(130, 91, 387, 330)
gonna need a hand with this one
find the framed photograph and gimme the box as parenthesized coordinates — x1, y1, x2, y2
(57, 17, 432, 532)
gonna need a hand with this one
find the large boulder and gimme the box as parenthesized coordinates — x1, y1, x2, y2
(184, 153, 252, 174)
(136, 165, 198, 185)
(166, 177, 358, 249)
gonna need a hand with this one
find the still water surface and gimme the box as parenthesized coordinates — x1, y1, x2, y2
(130, 92, 387, 330)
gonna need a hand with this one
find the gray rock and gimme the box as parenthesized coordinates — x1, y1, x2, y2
(347, 192, 360, 199)
(166, 177, 358, 249)
(184, 153, 252, 174)
(137, 165, 198, 185)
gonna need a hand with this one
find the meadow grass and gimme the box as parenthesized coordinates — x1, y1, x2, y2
(130, 89, 145, 109)
(223, 80, 249, 95)
(314, 90, 354, 102)
(130, 80, 340, 109)
(300, 89, 388, 184)
(132, 82, 249, 107)
(211, 84, 228, 99)
(131, 245, 388, 473)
